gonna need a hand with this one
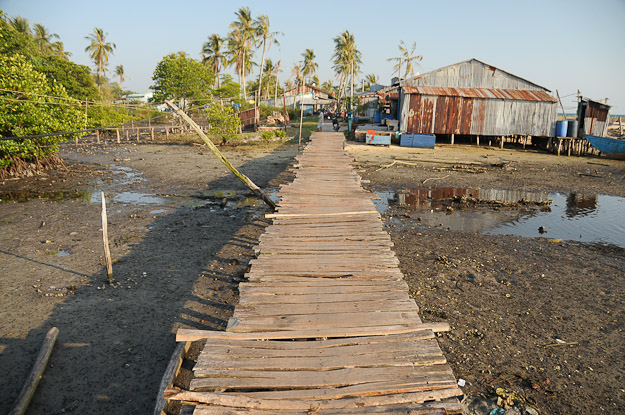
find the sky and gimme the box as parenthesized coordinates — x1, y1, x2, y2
(2, 0, 624, 112)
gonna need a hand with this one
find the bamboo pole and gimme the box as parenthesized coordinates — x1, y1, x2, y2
(9, 327, 59, 415)
(164, 100, 276, 211)
(101, 192, 113, 282)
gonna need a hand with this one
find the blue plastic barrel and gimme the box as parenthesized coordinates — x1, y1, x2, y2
(567, 119, 579, 137)
(374, 111, 382, 123)
(555, 120, 568, 137)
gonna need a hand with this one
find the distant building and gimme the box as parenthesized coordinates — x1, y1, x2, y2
(125, 92, 154, 103)
(398, 59, 558, 138)
(577, 97, 610, 137)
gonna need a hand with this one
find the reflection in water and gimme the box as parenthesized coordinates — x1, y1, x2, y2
(565, 193, 597, 218)
(375, 186, 625, 248)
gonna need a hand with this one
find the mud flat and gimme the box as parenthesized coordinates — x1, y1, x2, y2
(348, 142, 625, 414)
(0, 140, 297, 414)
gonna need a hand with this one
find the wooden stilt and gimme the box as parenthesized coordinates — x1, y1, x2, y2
(450, 133, 454, 145)
(476, 135, 479, 146)
(151, 127, 155, 141)
(116, 129, 120, 144)
(126, 129, 129, 142)
(96, 129, 100, 144)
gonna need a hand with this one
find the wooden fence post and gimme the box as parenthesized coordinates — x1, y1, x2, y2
(101, 192, 113, 283)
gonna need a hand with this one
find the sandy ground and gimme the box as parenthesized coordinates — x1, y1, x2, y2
(1, 136, 623, 414)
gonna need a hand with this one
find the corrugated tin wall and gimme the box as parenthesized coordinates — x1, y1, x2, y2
(584, 101, 610, 136)
(401, 93, 557, 136)
(403, 61, 547, 92)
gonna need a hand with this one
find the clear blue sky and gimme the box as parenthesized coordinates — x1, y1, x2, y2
(2, 0, 624, 112)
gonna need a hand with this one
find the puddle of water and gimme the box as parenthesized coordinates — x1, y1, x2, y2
(375, 186, 625, 248)
(0, 190, 93, 203)
(150, 209, 169, 214)
(56, 250, 70, 257)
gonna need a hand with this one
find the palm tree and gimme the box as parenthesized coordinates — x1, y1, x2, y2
(255, 14, 281, 105)
(115, 65, 125, 88)
(365, 73, 378, 90)
(50, 41, 72, 60)
(9, 16, 31, 36)
(84, 27, 116, 91)
(261, 59, 275, 99)
(229, 7, 257, 100)
(302, 48, 318, 85)
(291, 62, 304, 93)
(387, 41, 422, 81)
(226, 28, 255, 99)
(201, 33, 226, 88)
(33, 23, 59, 54)
(332, 30, 361, 111)
(274, 60, 281, 102)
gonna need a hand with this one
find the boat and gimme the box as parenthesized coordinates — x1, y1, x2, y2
(586, 135, 625, 159)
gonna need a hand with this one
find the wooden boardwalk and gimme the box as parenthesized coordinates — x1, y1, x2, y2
(167, 132, 463, 414)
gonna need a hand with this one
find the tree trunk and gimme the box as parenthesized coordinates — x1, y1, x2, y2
(257, 38, 267, 106)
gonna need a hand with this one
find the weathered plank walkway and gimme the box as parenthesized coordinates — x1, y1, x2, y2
(168, 132, 463, 414)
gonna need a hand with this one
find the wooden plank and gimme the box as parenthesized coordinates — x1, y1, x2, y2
(237, 292, 410, 305)
(195, 330, 437, 350)
(193, 352, 445, 372)
(164, 388, 464, 410)
(233, 300, 418, 318)
(238, 283, 407, 295)
(177, 323, 450, 341)
(198, 338, 441, 360)
(226, 311, 422, 332)
(192, 400, 463, 414)
(154, 341, 190, 415)
(191, 365, 454, 390)
(266, 211, 379, 219)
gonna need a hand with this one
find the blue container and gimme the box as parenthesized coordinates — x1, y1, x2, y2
(374, 111, 382, 123)
(412, 134, 436, 148)
(555, 120, 568, 137)
(567, 119, 579, 137)
(400, 133, 435, 148)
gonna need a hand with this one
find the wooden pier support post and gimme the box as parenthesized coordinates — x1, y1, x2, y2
(476, 135, 480, 147)
(450, 133, 454, 145)
(166, 127, 169, 140)
(96, 129, 100, 144)
(500, 136, 504, 149)
(126, 129, 129, 142)
(116, 129, 120, 144)
(151, 127, 155, 141)
(9, 327, 59, 415)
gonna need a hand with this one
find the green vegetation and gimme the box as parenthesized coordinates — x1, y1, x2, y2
(205, 103, 240, 144)
(151, 52, 214, 106)
(0, 54, 84, 169)
(0, 13, 156, 174)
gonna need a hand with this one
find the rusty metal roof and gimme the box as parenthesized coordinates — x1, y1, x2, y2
(403, 86, 557, 103)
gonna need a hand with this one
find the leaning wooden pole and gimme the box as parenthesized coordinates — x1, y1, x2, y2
(101, 192, 114, 282)
(165, 100, 276, 211)
(9, 327, 59, 415)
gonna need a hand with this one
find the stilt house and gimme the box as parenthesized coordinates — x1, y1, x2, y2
(398, 59, 558, 139)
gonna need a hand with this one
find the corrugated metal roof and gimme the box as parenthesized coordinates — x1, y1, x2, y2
(403, 86, 557, 103)
(401, 59, 552, 92)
